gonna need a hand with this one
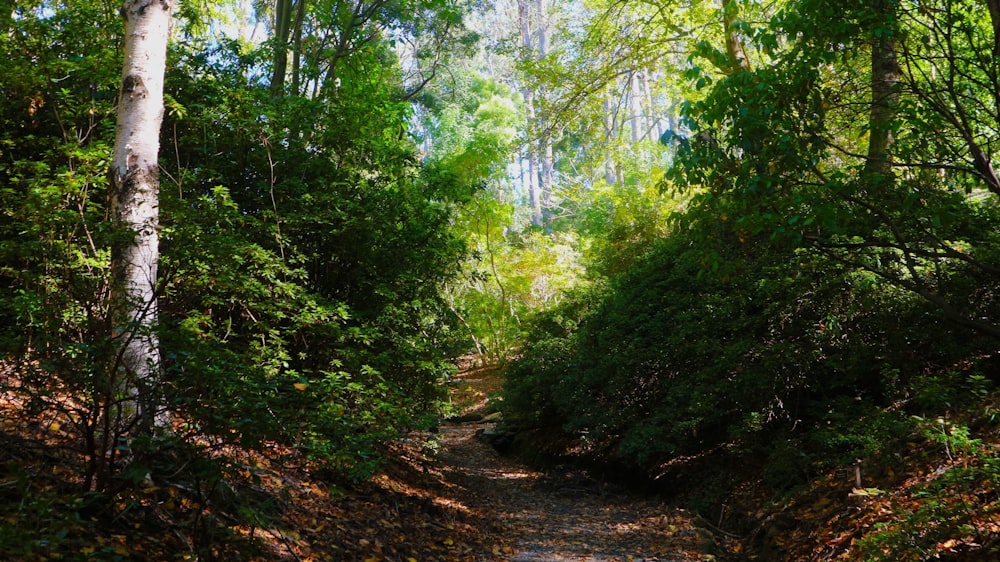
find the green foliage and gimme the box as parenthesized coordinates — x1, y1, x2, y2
(154, 37, 473, 470)
(857, 423, 1000, 561)
(504, 192, 987, 481)
(502, 283, 606, 424)
(0, 0, 475, 494)
(10, 3, 1000, 559)
(805, 399, 909, 466)
(496, 6, 1000, 561)
(911, 370, 994, 414)
(423, 69, 599, 363)
(0, 1, 135, 491)
(670, 0, 1000, 341)
(447, 219, 588, 364)
(574, 182, 677, 279)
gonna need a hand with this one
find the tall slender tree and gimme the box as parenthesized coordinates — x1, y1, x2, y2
(109, 0, 174, 434)
(517, 0, 544, 225)
(864, 0, 898, 179)
(535, 0, 555, 222)
(270, 0, 306, 96)
(603, 89, 619, 185)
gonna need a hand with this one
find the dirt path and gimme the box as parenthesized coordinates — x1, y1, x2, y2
(430, 421, 718, 562)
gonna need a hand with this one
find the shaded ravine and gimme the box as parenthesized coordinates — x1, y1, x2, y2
(431, 422, 720, 562)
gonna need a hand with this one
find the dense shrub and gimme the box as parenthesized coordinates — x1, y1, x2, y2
(0, 8, 471, 487)
(503, 216, 990, 482)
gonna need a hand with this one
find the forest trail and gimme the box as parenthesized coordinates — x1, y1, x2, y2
(429, 421, 717, 562)
(423, 364, 719, 562)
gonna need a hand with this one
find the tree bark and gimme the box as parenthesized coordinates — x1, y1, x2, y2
(525, 99, 542, 226)
(534, 0, 547, 55)
(109, 0, 173, 434)
(864, 0, 899, 180)
(270, 0, 296, 96)
(603, 89, 618, 185)
(535, 0, 553, 222)
(517, 0, 534, 51)
(643, 70, 662, 141)
(541, 134, 554, 221)
(630, 72, 644, 143)
(723, 0, 751, 73)
(290, 0, 307, 95)
(518, 0, 543, 225)
(986, 0, 1000, 56)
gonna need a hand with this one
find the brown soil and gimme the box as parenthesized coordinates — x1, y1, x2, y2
(429, 420, 717, 561)
(0, 361, 724, 561)
(413, 361, 720, 561)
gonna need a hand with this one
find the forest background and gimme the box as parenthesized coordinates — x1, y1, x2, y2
(3, 0, 1000, 559)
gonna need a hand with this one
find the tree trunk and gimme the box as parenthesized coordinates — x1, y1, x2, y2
(864, 0, 899, 179)
(643, 70, 662, 141)
(270, 0, 294, 96)
(290, 0, 307, 95)
(603, 89, 617, 185)
(109, 0, 173, 435)
(535, 0, 553, 222)
(541, 134, 554, 221)
(518, 0, 543, 225)
(630, 72, 644, 143)
(534, 0, 547, 57)
(517, 0, 533, 52)
(986, 0, 1000, 56)
(723, 0, 751, 73)
(525, 103, 542, 226)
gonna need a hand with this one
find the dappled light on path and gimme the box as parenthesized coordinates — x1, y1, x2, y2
(432, 424, 716, 562)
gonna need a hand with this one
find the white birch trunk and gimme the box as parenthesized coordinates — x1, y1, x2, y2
(109, 0, 173, 433)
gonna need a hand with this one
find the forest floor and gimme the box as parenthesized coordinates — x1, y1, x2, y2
(4, 363, 998, 560)
(418, 419, 717, 562)
(370, 363, 722, 561)
(0, 363, 722, 562)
